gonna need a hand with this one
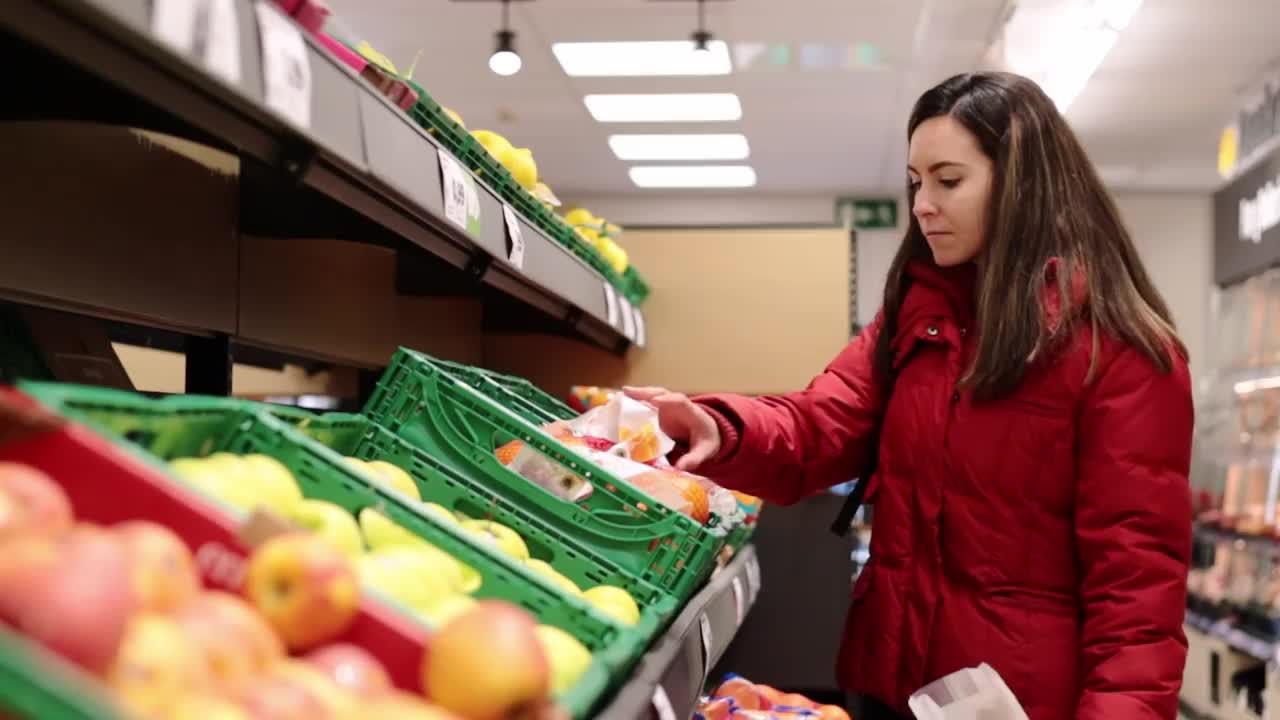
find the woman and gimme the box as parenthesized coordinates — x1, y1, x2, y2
(628, 72, 1193, 719)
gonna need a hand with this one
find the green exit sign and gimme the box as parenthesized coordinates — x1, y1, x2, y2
(836, 197, 898, 230)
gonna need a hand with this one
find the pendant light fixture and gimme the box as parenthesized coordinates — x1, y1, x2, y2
(489, 0, 522, 76)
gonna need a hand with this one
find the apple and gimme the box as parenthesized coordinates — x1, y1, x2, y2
(237, 674, 330, 720)
(367, 692, 464, 720)
(271, 658, 359, 719)
(286, 500, 364, 557)
(524, 559, 582, 597)
(114, 520, 200, 613)
(107, 613, 211, 717)
(169, 693, 252, 720)
(416, 594, 477, 628)
(357, 549, 460, 613)
(240, 454, 304, 514)
(460, 519, 529, 561)
(535, 625, 593, 696)
(357, 510, 480, 593)
(421, 600, 550, 720)
(363, 460, 421, 500)
(171, 457, 261, 514)
(305, 643, 391, 698)
(0, 527, 136, 673)
(581, 585, 640, 627)
(0, 462, 73, 541)
(176, 591, 283, 693)
(243, 532, 360, 651)
(422, 502, 460, 526)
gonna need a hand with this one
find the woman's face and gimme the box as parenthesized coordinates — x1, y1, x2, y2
(907, 115, 994, 267)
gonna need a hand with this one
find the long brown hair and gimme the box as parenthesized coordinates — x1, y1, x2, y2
(873, 71, 1183, 400)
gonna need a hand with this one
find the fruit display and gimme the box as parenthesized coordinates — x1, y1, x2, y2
(698, 675, 852, 720)
(0, 461, 464, 719)
(561, 207, 630, 275)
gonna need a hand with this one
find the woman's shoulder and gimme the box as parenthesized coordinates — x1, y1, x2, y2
(1049, 322, 1191, 404)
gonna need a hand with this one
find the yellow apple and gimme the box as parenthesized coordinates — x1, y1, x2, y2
(460, 519, 529, 561)
(364, 461, 420, 500)
(357, 549, 459, 613)
(416, 594, 477, 627)
(535, 624, 593, 696)
(524, 559, 582, 596)
(286, 499, 364, 557)
(422, 502, 460, 526)
(241, 454, 304, 514)
(581, 585, 640, 627)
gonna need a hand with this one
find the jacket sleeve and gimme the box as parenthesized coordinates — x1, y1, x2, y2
(1074, 344, 1193, 720)
(690, 314, 885, 506)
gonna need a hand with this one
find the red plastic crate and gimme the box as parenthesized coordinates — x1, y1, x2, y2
(0, 388, 430, 694)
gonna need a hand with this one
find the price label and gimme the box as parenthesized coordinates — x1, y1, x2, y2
(603, 283, 620, 326)
(202, 0, 242, 85)
(502, 204, 526, 269)
(731, 576, 746, 625)
(651, 685, 678, 720)
(151, 0, 201, 54)
(699, 613, 714, 669)
(255, 1, 312, 129)
(438, 149, 482, 236)
(634, 307, 646, 348)
(620, 296, 637, 341)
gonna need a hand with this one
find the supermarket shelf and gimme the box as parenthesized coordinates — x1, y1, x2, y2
(0, 0, 643, 354)
(598, 545, 762, 720)
(1185, 609, 1277, 664)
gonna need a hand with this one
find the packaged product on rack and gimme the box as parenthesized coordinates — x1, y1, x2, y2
(694, 675, 850, 720)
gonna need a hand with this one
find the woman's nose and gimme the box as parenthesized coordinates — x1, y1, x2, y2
(914, 191, 937, 218)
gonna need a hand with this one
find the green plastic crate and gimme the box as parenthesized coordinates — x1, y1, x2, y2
(20, 383, 641, 719)
(434, 360, 576, 425)
(0, 628, 129, 720)
(273, 411, 677, 620)
(621, 266, 651, 307)
(364, 349, 724, 602)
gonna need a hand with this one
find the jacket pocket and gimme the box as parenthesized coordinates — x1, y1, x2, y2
(986, 587, 1076, 617)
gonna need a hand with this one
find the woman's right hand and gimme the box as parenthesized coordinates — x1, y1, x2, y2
(622, 386, 722, 471)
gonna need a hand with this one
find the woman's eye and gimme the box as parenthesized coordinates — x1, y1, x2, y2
(908, 179, 922, 191)
(940, 178, 961, 188)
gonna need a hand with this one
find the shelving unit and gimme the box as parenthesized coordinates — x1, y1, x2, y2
(0, 0, 646, 388)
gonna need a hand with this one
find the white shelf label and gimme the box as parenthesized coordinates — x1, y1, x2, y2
(502, 205, 526, 269)
(603, 283, 620, 326)
(620, 296, 637, 341)
(634, 307, 646, 348)
(699, 613, 714, 669)
(203, 0, 242, 85)
(651, 685, 678, 720)
(255, 1, 312, 129)
(151, 0, 201, 54)
(438, 150, 481, 235)
(731, 576, 746, 625)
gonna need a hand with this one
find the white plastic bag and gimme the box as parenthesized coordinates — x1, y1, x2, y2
(907, 664, 1029, 720)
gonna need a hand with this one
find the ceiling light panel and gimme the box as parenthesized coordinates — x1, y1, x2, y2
(584, 93, 743, 123)
(553, 41, 732, 77)
(609, 134, 750, 161)
(629, 165, 758, 189)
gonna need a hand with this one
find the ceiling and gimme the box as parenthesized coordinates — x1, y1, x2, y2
(325, 0, 1280, 196)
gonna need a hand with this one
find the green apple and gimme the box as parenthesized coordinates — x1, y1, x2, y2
(170, 457, 259, 514)
(525, 559, 582, 596)
(581, 586, 640, 627)
(460, 520, 530, 561)
(364, 461, 420, 501)
(535, 625, 593, 696)
(416, 594, 477, 628)
(286, 499, 363, 557)
(358, 510, 480, 593)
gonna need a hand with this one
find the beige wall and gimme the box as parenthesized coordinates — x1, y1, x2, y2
(487, 226, 851, 396)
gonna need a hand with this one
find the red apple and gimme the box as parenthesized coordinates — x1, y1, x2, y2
(367, 692, 465, 720)
(305, 643, 391, 698)
(270, 658, 358, 719)
(237, 674, 330, 720)
(243, 533, 359, 652)
(176, 591, 284, 694)
(0, 526, 136, 673)
(0, 462, 73, 541)
(420, 600, 551, 720)
(114, 520, 201, 613)
(106, 613, 211, 717)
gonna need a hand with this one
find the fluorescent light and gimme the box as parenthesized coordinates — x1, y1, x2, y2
(584, 93, 743, 123)
(553, 41, 731, 77)
(609, 134, 750, 161)
(1001, 0, 1145, 112)
(629, 165, 757, 189)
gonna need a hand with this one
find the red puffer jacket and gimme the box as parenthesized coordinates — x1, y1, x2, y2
(694, 260, 1193, 719)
